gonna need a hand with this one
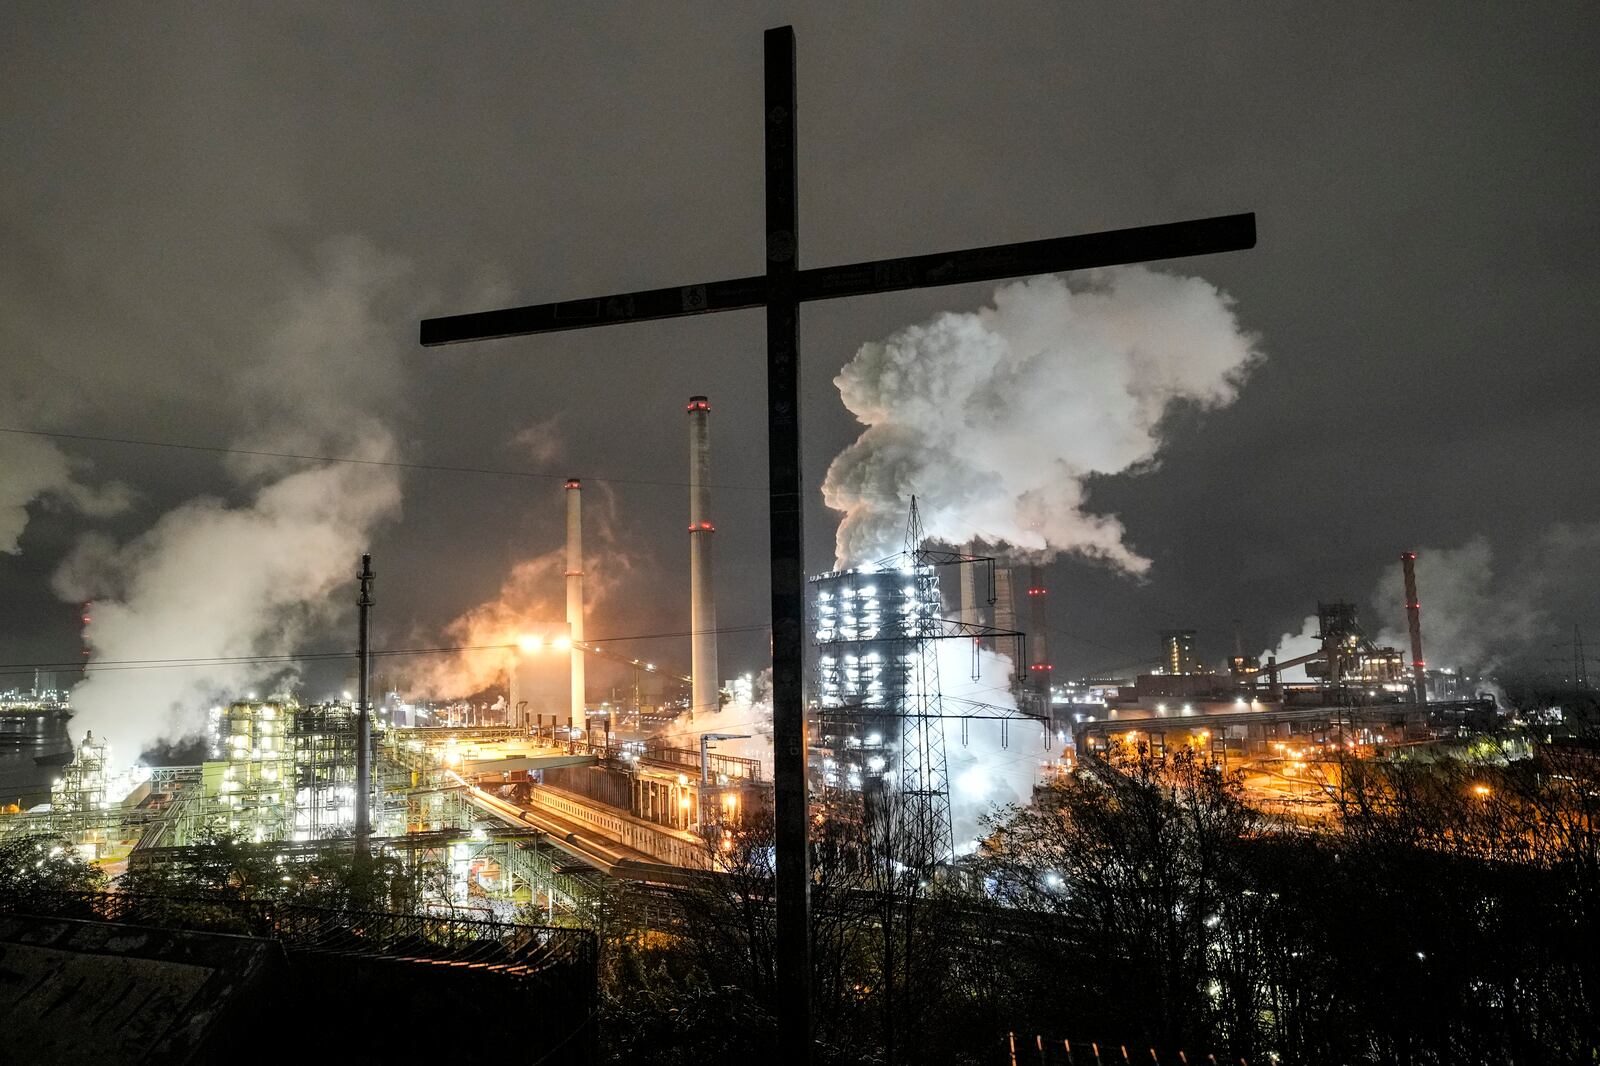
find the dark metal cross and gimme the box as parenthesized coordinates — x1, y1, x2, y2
(421, 26, 1254, 1056)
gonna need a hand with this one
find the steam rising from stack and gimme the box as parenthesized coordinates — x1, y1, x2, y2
(823, 266, 1260, 569)
(53, 238, 411, 760)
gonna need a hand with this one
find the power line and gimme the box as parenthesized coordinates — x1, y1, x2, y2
(0, 622, 775, 678)
(1, 424, 1022, 508)
(0, 425, 770, 495)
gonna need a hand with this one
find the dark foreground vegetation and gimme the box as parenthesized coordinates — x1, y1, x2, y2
(3, 735, 1595, 1065)
(604, 739, 1598, 1066)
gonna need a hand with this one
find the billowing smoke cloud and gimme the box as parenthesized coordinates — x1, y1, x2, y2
(652, 641, 1044, 854)
(656, 669, 776, 780)
(823, 267, 1261, 569)
(413, 482, 634, 699)
(938, 642, 1049, 852)
(0, 433, 131, 554)
(1258, 616, 1322, 682)
(1370, 527, 1599, 673)
(509, 415, 566, 466)
(52, 238, 411, 763)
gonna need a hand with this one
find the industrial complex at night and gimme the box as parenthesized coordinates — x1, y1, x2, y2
(0, 383, 1578, 1063)
(4, 8, 1597, 1065)
(1, 389, 1514, 901)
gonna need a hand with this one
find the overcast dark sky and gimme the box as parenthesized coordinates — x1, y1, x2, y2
(3, 3, 1598, 694)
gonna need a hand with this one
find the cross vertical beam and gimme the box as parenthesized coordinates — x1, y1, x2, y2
(764, 26, 811, 1054)
(355, 553, 374, 862)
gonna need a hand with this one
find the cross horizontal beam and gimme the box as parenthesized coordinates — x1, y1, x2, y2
(419, 212, 1254, 346)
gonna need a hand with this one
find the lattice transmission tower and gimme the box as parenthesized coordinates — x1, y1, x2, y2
(896, 498, 954, 869)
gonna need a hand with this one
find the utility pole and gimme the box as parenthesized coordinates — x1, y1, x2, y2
(1574, 624, 1589, 693)
(355, 553, 374, 862)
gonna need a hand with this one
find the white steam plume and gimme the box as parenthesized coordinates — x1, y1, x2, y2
(0, 432, 131, 554)
(937, 641, 1049, 852)
(1258, 616, 1322, 683)
(52, 238, 411, 761)
(823, 267, 1260, 569)
(654, 644, 1047, 855)
(656, 669, 776, 781)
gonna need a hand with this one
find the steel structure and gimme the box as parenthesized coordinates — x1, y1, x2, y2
(812, 501, 1042, 868)
(292, 702, 361, 840)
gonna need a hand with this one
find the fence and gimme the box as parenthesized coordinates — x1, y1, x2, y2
(1007, 1032, 1242, 1066)
(0, 889, 597, 977)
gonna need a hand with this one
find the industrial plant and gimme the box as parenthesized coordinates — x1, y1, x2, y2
(1, 385, 1515, 905)
(0, 386, 1586, 1066)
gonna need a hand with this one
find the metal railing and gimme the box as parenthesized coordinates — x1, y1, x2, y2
(0, 890, 596, 975)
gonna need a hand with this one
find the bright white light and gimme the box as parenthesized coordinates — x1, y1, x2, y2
(517, 633, 544, 653)
(955, 765, 990, 798)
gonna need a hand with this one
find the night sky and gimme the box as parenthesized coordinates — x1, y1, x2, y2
(3, 4, 1598, 707)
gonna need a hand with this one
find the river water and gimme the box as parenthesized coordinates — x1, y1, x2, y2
(0, 716, 73, 809)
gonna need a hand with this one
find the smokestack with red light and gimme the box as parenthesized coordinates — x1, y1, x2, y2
(565, 479, 585, 729)
(1027, 564, 1051, 700)
(688, 396, 718, 721)
(1402, 551, 1426, 704)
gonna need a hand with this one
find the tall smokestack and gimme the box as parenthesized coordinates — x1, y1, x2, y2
(1402, 551, 1426, 705)
(958, 540, 980, 626)
(688, 396, 718, 721)
(1027, 564, 1051, 699)
(994, 566, 1018, 681)
(565, 479, 585, 730)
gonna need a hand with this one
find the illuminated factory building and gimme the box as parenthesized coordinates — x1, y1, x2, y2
(203, 697, 394, 843)
(811, 560, 941, 797)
